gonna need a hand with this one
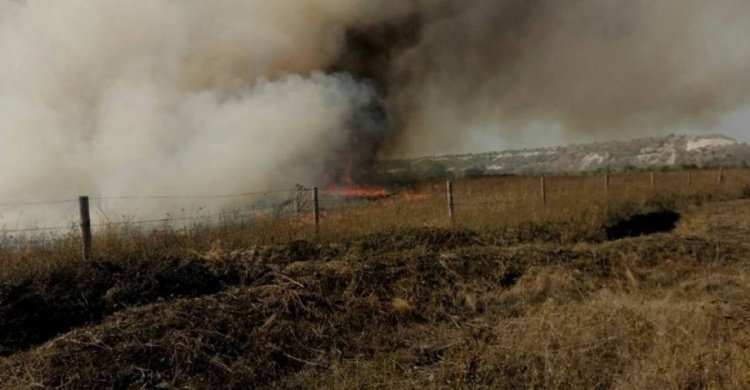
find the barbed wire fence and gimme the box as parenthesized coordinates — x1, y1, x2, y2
(0, 183, 398, 256)
(0, 188, 292, 253)
(0, 168, 740, 258)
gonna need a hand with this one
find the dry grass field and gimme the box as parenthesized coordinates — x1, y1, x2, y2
(0, 169, 748, 389)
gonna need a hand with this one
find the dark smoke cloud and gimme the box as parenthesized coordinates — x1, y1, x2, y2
(336, 0, 750, 157)
(326, 13, 422, 182)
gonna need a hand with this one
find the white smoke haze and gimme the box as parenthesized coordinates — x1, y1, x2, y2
(0, 0, 393, 227)
(1, 0, 750, 228)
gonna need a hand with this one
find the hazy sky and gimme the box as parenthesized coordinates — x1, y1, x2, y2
(712, 108, 750, 143)
(442, 112, 750, 156)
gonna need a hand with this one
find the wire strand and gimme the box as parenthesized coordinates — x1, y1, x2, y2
(92, 189, 297, 201)
(1, 225, 75, 234)
(0, 199, 79, 207)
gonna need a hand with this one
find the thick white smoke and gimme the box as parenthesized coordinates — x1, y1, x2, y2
(0, 0, 400, 227)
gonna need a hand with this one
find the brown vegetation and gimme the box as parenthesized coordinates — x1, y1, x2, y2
(0, 169, 748, 389)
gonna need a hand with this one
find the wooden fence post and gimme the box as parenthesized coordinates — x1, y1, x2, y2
(294, 188, 302, 218)
(541, 176, 547, 206)
(604, 173, 610, 194)
(312, 187, 320, 237)
(718, 168, 725, 185)
(447, 181, 455, 226)
(79, 196, 92, 261)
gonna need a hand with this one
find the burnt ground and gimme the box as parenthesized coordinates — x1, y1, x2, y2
(0, 201, 748, 389)
(606, 210, 681, 240)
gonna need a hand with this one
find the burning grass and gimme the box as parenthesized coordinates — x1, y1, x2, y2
(0, 169, 749, 388)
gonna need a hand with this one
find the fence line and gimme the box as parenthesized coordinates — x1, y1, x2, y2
(0, 205, 296, 234)
(0, 199, 79, 207)
(0, 188, 303, 208)
(1, 225, 75, 234)
(1, 214, 290, 237)
(0, 187, 304, 237)
(91, 189, 297, 201)
(0, 168, 744, 256)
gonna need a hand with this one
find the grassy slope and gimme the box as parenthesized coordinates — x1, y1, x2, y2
(0, 171, 748, 389)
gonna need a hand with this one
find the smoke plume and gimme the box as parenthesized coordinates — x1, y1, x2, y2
(381, 0, 750, 155)
(1, 0, 749, 225)
(0, 1, 401, 204)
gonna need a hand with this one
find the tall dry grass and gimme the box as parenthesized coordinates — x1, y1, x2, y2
(312, 168, 750, 243)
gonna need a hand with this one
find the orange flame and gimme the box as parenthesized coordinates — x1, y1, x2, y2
(324, 155, 389, 197)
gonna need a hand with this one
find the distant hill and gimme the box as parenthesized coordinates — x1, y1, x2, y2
(375, 134, 750, 182)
